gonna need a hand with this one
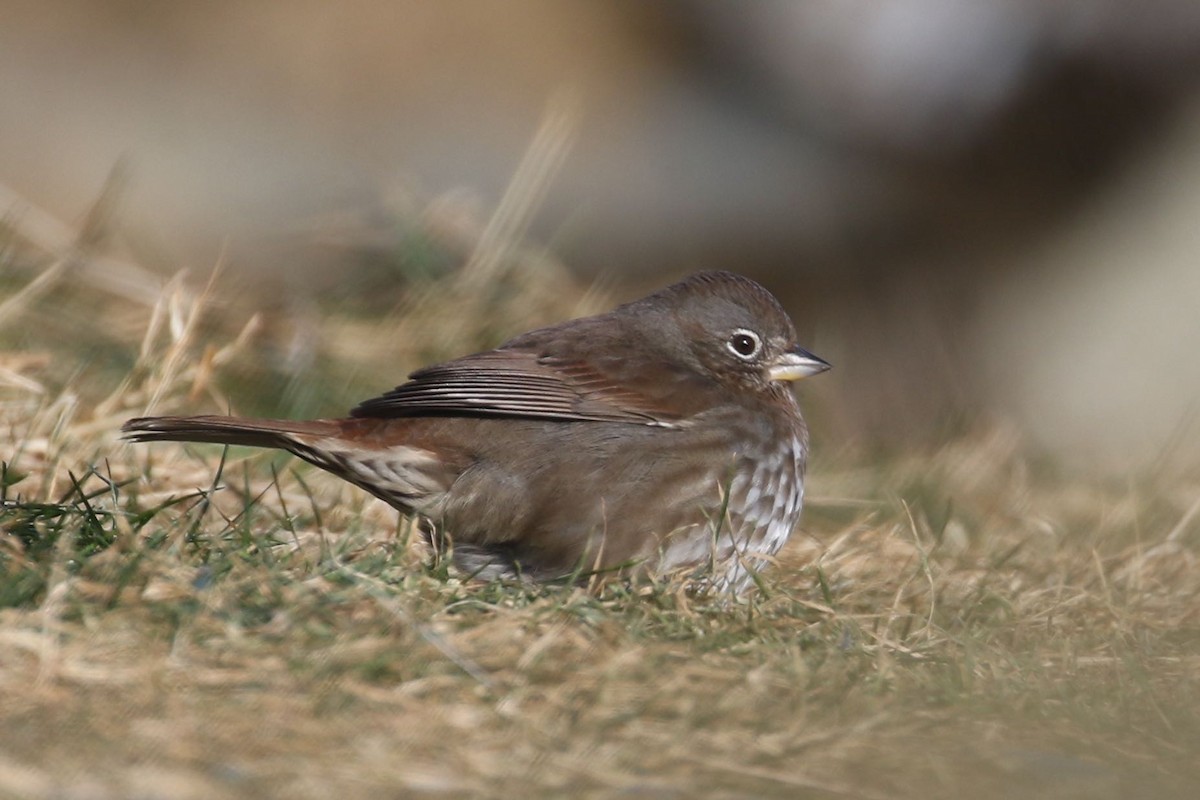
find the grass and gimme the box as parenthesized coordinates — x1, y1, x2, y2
(1, 193, 1199, 799)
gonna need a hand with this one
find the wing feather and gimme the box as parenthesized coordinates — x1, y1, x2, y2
(350, 348, 690, 426)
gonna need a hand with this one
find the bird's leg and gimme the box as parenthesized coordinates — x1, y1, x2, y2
(419, 518, 452, 572)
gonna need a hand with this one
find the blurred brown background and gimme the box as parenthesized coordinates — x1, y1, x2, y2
(3, 0, 1200, 469)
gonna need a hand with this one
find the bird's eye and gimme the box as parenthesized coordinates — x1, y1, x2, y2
(726, 329, 762, 361)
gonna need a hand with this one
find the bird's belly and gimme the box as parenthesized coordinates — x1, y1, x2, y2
(655, 432, 805, 593)
(383, 417, 806, 592)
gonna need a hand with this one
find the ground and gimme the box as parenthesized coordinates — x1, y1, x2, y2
(1, 237, 1198, 799)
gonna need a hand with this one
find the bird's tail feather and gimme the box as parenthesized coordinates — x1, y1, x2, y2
(122, 415, 339, 451)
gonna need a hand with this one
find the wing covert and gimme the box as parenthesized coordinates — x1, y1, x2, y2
(350, 349, 686, 426)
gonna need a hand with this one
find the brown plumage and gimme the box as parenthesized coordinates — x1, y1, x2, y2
(124, 271, 829, 593)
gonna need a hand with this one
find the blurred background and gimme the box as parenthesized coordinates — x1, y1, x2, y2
(3, 0, 1200, 470)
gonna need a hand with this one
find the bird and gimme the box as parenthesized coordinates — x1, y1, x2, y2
(123, 271, 829, 594)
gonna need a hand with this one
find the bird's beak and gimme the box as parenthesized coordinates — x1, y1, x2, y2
(767, 346, 831, 382)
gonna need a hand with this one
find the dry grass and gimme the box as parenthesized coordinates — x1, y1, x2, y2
(1, 191, 1199, 800)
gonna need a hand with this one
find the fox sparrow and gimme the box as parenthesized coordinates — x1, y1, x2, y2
(124, 271, 829, 593)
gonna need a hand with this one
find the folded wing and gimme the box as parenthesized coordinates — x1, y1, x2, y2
(351, 347, 712, 427)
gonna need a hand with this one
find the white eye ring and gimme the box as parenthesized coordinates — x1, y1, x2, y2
(726, 328, 763, 361)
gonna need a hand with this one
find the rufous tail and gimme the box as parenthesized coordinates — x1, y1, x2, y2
(122, 415, 339, 451)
